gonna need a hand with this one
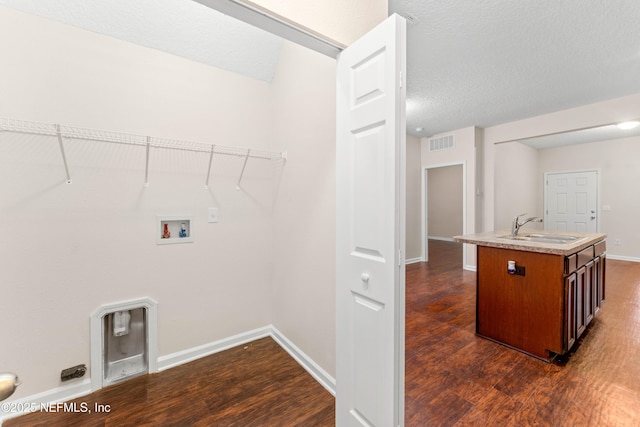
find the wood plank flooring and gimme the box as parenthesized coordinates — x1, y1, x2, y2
(4, 338, 335, 427)
(7, 240, 640, 426)
(406, 240, 640, 426)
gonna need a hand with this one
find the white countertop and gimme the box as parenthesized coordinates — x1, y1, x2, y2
(454, 229, 607, 256)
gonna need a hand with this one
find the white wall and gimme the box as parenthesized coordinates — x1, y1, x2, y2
(422, 127, 478, 268)
(494, 135, 640, 260)
(405, 134, 422, 260)
(538, 136, 640, 260)
(0, 6, 276, 398)
(0, 0, 397, 406)
(483, 92, 640, 233)
(494, 141, 541, 230)
(427, 165, 463, 239)
(480, 93, 640, 265)
(252, 0, 387, 46)
(269, 41, 337, 377)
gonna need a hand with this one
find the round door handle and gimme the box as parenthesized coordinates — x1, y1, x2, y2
(591, 216, 596, 220)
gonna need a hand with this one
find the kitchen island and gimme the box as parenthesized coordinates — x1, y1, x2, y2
(455, 230, 607, 361)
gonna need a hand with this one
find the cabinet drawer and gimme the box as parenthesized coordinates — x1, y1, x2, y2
(577, 246, 594, 268)
(565, 254, 577, 274)
(594, 240, 606, 256)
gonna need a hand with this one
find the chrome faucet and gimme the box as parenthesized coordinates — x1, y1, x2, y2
(511, 213, 543, 236)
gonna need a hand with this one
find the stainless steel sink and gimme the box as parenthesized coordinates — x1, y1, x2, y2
(498, 233, 585, 244)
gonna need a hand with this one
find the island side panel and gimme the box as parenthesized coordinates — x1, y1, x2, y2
(476, 246, 566, 359)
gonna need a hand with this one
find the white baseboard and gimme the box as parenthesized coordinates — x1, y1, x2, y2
(607, 254, 640, 263)
(1, 325, 334, 426)
(405, 257, 422, 265)
(157, 325, 271, 371)
(270, 326, 336, 396)
(0, 379, 92, 425)
(463, 264, 477, 272)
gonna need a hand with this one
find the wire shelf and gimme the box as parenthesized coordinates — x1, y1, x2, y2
(0, 116, 286, 188)
(0, 117, 284, 160)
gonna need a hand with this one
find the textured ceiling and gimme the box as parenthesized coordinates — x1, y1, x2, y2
(4, 0, 640, 141)
(391, 0, 640, 136)
(0, 0, 283, 82)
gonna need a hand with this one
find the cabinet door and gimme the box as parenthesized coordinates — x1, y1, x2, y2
(593, 259, 600, 315)
(576, 265, 587, 339)
(564, 273, 577, 352)
(596, 255, 606, 309)
(585, 261, 595, 326)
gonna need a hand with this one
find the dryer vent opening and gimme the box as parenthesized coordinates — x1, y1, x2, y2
(91, 298, 158, 390)
(103, 307, 147, 385)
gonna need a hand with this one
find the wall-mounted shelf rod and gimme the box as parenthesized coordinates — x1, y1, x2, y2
(0, 117, 285, 161)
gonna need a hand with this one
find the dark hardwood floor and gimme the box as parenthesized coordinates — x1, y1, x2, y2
(7, 239, 640, 426)
(5, 338, 335, 427)
(406, 240, 640, 426)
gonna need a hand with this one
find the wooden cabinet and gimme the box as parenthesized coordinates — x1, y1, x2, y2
(563, 244, 606, 350)
(476, 240, 606, 361)
(575, 264, 588, 338)
(564, 273, 577, 352)
(594, 241, 607, 314)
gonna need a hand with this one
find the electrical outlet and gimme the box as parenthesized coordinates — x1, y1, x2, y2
(61, 364, 86, 382)
(615, 239, 621, 246)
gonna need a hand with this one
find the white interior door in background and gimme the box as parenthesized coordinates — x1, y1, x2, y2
(336, 14, 406, 427)
(545, 170, 598, 232)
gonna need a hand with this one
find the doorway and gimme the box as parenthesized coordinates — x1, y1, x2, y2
(422, 162, 466, 266)
(544, 170, 599, 232)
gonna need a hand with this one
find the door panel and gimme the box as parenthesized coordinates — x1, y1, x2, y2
(545, 171, 598, 233)
(336, 14, 406, 427)
(564, 273, 577, 351)
(352, 125, 387, 263)
(576, 265, 587, 338)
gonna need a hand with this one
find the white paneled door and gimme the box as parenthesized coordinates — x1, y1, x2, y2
(545, 170, 598, 232)
(336, 14, 406, 427)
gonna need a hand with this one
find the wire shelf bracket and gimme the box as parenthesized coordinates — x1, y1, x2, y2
(0, 117, 285, 188)
(204, 144, 215, 190)
(55, 124, 72, 184)
(144, 136, 151, 188)
(236, 149, 251, 190)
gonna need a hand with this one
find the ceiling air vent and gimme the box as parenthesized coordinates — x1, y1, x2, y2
(428, 134, 455, 152)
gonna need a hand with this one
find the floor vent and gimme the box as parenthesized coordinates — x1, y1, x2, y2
(429, 134, 455, 152)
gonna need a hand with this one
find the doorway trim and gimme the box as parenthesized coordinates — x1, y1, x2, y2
(421, 161, 467, 267)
